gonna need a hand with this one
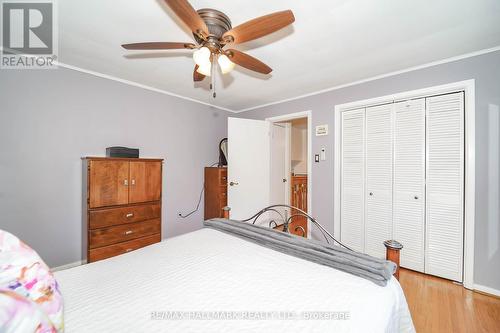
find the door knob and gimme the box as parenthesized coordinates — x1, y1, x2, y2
(369, 192, 373, 196)
(414, 196, 419, 200)
(229, 181, 239, 186)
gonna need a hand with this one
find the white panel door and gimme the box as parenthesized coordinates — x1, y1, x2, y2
(425, 92, 464, 282)
(393, 99, 426, 272)
(227, 117, 271, 221)
(340, 109, 365, 252)
(364, 104, 394, 259)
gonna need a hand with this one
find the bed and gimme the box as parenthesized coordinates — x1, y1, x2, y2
(54, 212, 415, 333)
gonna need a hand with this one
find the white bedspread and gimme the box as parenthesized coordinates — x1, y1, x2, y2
(55, 229, 415, 333)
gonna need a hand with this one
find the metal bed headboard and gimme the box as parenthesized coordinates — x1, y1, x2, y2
(233, 204, 352, 251)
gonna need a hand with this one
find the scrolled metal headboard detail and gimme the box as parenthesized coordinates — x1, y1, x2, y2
(233, 204, 352, 251)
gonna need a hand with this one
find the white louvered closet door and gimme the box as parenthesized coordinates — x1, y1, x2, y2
(340, 109, 365, 252)
(364, 104, 393, 259)
(425, 92, 464, 282)
(393, 99, 426, 272)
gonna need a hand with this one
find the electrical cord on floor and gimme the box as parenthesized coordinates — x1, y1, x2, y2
(178, 162, 219, 218)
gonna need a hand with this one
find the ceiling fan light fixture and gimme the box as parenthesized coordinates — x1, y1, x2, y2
(193, 46, 211, 67)
(122, 2, 296, 88)
(218, 54, 235, 74)
(196, 62, 211, 76)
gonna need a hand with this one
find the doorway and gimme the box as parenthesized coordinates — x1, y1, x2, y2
(226, 111, 312, 237)
(267, 111, 312, 238)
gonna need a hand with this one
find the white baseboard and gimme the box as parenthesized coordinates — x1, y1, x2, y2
(474, 284, 500, 297)
(51, 260, 87, 272)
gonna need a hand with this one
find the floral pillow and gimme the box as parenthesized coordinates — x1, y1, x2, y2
(0, 288, 56, 333)
(0, 230, 63, 332)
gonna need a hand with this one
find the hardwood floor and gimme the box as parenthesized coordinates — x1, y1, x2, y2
(399, 268, 500, 333)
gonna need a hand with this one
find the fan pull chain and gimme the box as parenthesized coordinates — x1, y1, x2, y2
(211, 56, 217, 99)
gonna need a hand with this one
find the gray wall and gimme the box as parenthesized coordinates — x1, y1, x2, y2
(0, 68, 229, 268)
(237, 50, 500, 291)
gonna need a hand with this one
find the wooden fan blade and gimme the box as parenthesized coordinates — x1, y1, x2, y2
(164, 0, 208, 35)
(225, 49, 272, 74)
(122, 42, 196, 50)
(193, 65, 206, 81)
(222, 10, 295, 44)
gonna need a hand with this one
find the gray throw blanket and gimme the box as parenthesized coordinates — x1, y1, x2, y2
(204, 218, 396, 286)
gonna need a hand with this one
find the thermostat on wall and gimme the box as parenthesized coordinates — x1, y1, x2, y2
(315, 124, 329, 136)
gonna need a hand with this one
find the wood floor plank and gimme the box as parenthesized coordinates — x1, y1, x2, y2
(399, 269, 500, 332)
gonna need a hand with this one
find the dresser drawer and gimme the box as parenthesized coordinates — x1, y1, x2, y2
(88, 234, 161, 262)
(89, 218, 161, 249)
(89, 203, 161, 229)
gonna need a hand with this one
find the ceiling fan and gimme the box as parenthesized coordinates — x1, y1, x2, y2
(122, 0, 295, 87)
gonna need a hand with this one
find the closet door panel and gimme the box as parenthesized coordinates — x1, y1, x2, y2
(365, 104, 393, 259)
(393, 99, 425, 272)
(341, 109, 365, 252)
(425, 92, 464, 282)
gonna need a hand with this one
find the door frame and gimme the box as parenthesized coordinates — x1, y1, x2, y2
(266, 110, 313, 238)
(333, 80, 475, 289)
(270, 122, 292, 214)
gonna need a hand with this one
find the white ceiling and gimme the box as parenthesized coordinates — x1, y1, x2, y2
(60, 0, 500, 112)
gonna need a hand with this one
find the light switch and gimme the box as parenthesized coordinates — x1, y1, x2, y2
(315, 154, 320, 163)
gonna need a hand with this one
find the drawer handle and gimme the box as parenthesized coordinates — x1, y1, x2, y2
(124, 230, 133, 235)
(123, 179, 128, 186)
(125, 248, 133, 252)
(131, 179, 136, 186)
(126, 213, 134, 218)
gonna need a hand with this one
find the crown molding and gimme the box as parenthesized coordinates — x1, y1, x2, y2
(4, 45, 497, 113)
(235, 45, 500, 113)
(0, 46, 233, 112)
(55, 62, 236, 113)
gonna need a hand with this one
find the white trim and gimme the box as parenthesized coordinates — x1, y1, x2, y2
(55, 62, 235, 113)
(284, 123, 292, 208)
(266, 111, 313, 238)
(237, 46, 500, 113)
(464, 80, 476, 290)
(5, 45, 493, 115)
(474, 284, 500, 297)
(334, 80, 475, 289)
(51, 260, 86, 272)
(12, 45, 495, 114)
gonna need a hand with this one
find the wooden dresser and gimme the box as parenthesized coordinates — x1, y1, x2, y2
(204, 167, 227, 220)
(83, 157, 163, 262)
